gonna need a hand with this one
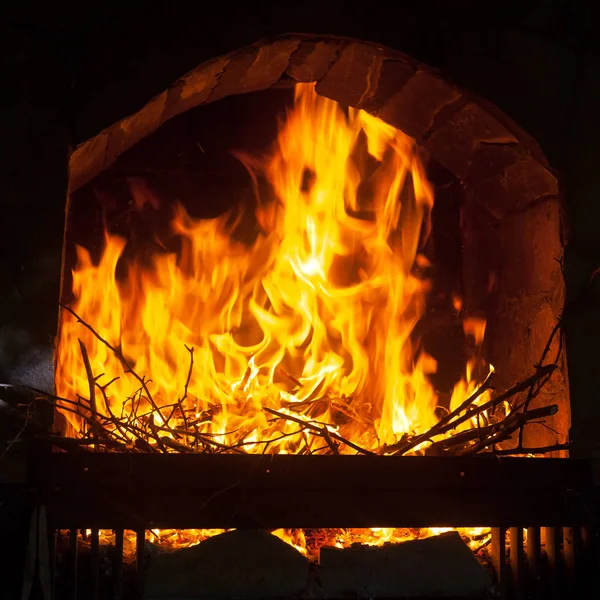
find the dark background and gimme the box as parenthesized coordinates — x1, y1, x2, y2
(3, 0, 600, 445)
(2, 0, 600, 591)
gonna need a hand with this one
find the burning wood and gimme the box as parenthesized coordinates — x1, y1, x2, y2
(55, 83, 502, 456)
(4, 304, 564, 459)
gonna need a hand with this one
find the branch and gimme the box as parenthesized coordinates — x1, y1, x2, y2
(263, 407, 375, 455)
(388, 367, 495, 455)
(78, 339, 97, 416)
(458, 404, 558, 456)
(491, 443, 571, 456)
(60, 303, 162, 416)
(433, 365, 557, 439)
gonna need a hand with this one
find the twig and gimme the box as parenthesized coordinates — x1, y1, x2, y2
(78, 339, 97, 416)
(60, 303, 162, 416)
(278, 368, 303, 389)
(490, 443, 571, 456)
(168, 345, 194, 427)
(458, 404, 558, 456)
(263, 407, 375, 455)
(432, 365, 557, 439)
(426, 401, 558, 456)
(388, 368, 495, 455)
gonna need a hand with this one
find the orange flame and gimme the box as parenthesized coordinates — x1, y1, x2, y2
(57, 83, 490, 453)
(57, 82, 495, 556)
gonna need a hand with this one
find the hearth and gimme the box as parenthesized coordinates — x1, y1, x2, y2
(2, 34, 597, 600)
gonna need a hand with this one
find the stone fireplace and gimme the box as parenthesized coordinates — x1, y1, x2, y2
(3, 30, 594, 600)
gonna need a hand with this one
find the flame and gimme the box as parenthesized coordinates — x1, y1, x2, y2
(57, 83, 494, 553)
(57, 83, 489, 451)
(74, 526, 491, 564)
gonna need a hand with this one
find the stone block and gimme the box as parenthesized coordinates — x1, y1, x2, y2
(319, 531, 492, 598)
(241, 39, 301, 92)
(479, 158, 558, 220)
(144, 530, 311, 599)
(70, 132, 109, 193)
(498, 198, 564, 299)
(316, 43, 384, 108)
(207, 48, 261, 103)
(487, 295, 569, 450)
(467, 142, 526, 182)
(166, 56, 230, 118)
(105, 91, 169, 170)
(461, 197, 502, 315)
(360, 58, 415, 114)
(287, 41, 341, 82)
(377, 70, 461, 139)
(424, 103, 518, 180)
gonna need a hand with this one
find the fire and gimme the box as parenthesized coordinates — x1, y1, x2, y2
(57, 83, 493, 554)
(57, 83, 490, 451)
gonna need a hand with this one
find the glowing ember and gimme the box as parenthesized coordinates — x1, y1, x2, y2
(56, 83, 494, 553)
(77, 527, 491, 563)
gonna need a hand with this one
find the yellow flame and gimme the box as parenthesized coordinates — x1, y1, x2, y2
(57, 83, 494, 553)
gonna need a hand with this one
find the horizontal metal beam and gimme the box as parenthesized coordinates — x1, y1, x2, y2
(11, 454, 595, 529)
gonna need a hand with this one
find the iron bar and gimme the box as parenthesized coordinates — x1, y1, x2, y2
(509, 527, 525, 599)
(90, 528, 100, 600)
(543, 526, 561, 600)
(491, 527, 506, 597)
(136, 529, 146, 597)
(68, 529, 78, 600)
(526, 526, 541, 599)
(113, 529, 124, 600)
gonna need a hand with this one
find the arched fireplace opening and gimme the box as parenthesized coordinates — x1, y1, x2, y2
(63, 34, 569, 452)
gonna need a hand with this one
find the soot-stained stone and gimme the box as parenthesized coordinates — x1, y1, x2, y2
(144, 530, 312, 599)
(377, 70, 461, 140)
(105, 91, 169, 170)
(488, 296, 544, 385)
(498, 198, 564, 300)
(360, 58, 415, 115)
(473, 94, 551, 169)
(319, 532, 492, 598)
(467, 143, 527, 182)
(165, 56, 230, 118)
(240, 39, 301, 93)
(207, 48, 261, 103)
(287, 41, 342, 83)
(424, 103, 518, 180)
(316, 43, 384, 108)
(461, 199, 502, 315)
(504, 158, 559, 206)
(468, 156, 559, 220)
(487, 295, 568, 451)
(70, 132, 109, 192)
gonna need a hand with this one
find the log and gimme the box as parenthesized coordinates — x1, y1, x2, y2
(144, 530, 311, 599)
(319, 531, 492, 598)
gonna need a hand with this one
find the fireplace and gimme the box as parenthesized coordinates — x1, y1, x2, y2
(3, 34, 597, 600)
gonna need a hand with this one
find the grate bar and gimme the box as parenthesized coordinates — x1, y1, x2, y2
(491, 527, 507, 596)
(68, 529, 78, 600)
(509, 527, 525, 599)
(526, 526, 541, 599)
(90, 528, 100, 600)
(136, 529, 146, 597)
(113, 529, 124, 600)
